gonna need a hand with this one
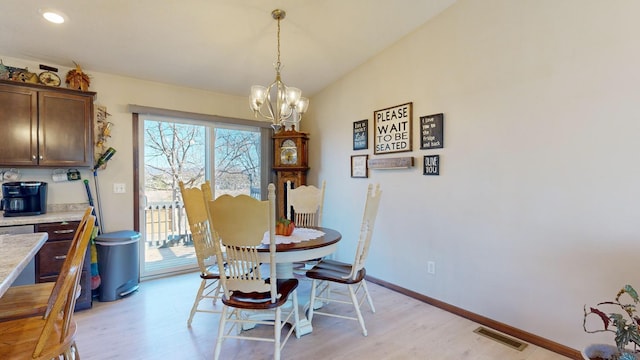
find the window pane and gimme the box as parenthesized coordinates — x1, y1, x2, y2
(142, 120, 206, 275)
(144, 120, 206, 198)
(214, 127, 261, 199)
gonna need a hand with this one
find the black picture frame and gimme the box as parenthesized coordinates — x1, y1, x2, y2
(351, 155, 368, 178)
(373, 102, 412, 155)
(353, 119, 368, 150)
(423, 155, 440, 175)
(420, 113, 444, 149)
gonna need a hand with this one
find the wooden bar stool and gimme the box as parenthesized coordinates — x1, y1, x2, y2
(0, 207, 93, 322)
(0, 214, 95, 359)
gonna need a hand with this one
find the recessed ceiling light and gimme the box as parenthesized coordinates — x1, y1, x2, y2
(40, 9, 66, 24)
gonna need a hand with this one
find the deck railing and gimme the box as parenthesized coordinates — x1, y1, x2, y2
(144, 202, 191, 247)
(143, 188, 260, 248)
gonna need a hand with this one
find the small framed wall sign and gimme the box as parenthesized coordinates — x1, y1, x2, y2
(374, 102, 412, 155)
(423, 155, 440, 175)
(351, 155, 368, 178)
(353, 119, 368, 150)
(420, 113, 444, 149)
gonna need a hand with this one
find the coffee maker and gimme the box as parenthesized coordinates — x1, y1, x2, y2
(1, 181, 48, 217)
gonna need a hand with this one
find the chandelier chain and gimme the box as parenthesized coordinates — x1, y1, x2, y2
(276, 15, 281, 70)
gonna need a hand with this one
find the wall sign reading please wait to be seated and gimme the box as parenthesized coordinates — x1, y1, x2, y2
(374, 102, 412, 155)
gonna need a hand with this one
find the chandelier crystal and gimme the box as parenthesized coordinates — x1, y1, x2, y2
(249, 9, 309, 132)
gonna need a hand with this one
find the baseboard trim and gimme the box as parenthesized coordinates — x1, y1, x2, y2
(366, 276, 581, 360)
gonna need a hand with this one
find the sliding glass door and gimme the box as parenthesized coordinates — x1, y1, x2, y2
(137, 113, 267, 278)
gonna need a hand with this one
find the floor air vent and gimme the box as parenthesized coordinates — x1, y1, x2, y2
(473, 327, 528, 351)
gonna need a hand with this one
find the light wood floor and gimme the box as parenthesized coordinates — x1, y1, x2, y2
(75, 272, 571, 360)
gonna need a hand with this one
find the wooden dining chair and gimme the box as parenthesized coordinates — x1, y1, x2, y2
(0, 206, 94, 323)
(179, 180, 223, 326)
(208, 183, 300, 360)
(286, 180, 326, 272)
(286, 180, 326, 227)
(306, 183, 382, 336)
(0, 214, 95, 359)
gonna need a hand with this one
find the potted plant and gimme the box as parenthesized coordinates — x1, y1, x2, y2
(583, 285, 640, 360)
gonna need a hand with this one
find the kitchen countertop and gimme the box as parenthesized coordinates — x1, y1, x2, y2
(0, 232, 48, 296)
(0, 207, 90, 227)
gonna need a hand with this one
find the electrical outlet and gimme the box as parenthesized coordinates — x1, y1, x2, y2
(113, 183, 126, 193)
(427, 261, 436, 275)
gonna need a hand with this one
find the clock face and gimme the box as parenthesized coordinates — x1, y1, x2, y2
(280, 139, 298, 165)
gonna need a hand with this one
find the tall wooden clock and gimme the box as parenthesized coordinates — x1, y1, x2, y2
(273, 128, 309, 219)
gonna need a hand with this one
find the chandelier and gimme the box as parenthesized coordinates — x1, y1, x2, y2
(249, 9, 309, 132)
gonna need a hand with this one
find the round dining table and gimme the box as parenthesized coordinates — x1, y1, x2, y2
(253, 226, 342, 336)
(257, 227, 341, 279)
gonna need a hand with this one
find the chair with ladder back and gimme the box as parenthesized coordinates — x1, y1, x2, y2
(179, 180, 223, 326)
(0, 214, 95, 359)
(305, 183, 382, 336)
(208, 183, 299, 360)
(0, 206, 94, 323)
(286, 180, 325, 228)
(287, 180, 326, 272)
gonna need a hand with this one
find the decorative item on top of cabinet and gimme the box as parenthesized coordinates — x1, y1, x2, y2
(273, 127, 309, 219)
(38, 71, 61, 87)
(35, 221, 92, 311)
(0, 79, 95, 167)
(0, 59, 9, 80)
(15, 68, 39, 84)
(65, 62, 91, 91)
(38, 64, 61, 87)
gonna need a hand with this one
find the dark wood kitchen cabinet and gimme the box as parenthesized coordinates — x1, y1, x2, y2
(35, 220, 92, 311)
(0, 79, 95, 167)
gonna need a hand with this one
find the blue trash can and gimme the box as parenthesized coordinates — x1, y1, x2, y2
(95, 230, 140, 302)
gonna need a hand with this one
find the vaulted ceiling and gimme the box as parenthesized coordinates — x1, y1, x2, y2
(0, 0, 455, 97)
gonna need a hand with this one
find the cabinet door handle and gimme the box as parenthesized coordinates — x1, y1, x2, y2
(39, 155, 43, 160)
(55, 255, 67, 260)
(32, 155, 37, 160)
(53, 229, 75, 234)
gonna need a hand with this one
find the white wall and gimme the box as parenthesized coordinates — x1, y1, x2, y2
(303, 0, 640, 350)
(0, 55, 256, 233)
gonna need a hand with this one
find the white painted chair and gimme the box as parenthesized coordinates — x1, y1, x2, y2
(287, 180, 326, 271)
(208, 183, 300, 360)
(179, 181, 223, 326)
(305, 183, 382, 336)
(286, 180, 326, 227)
